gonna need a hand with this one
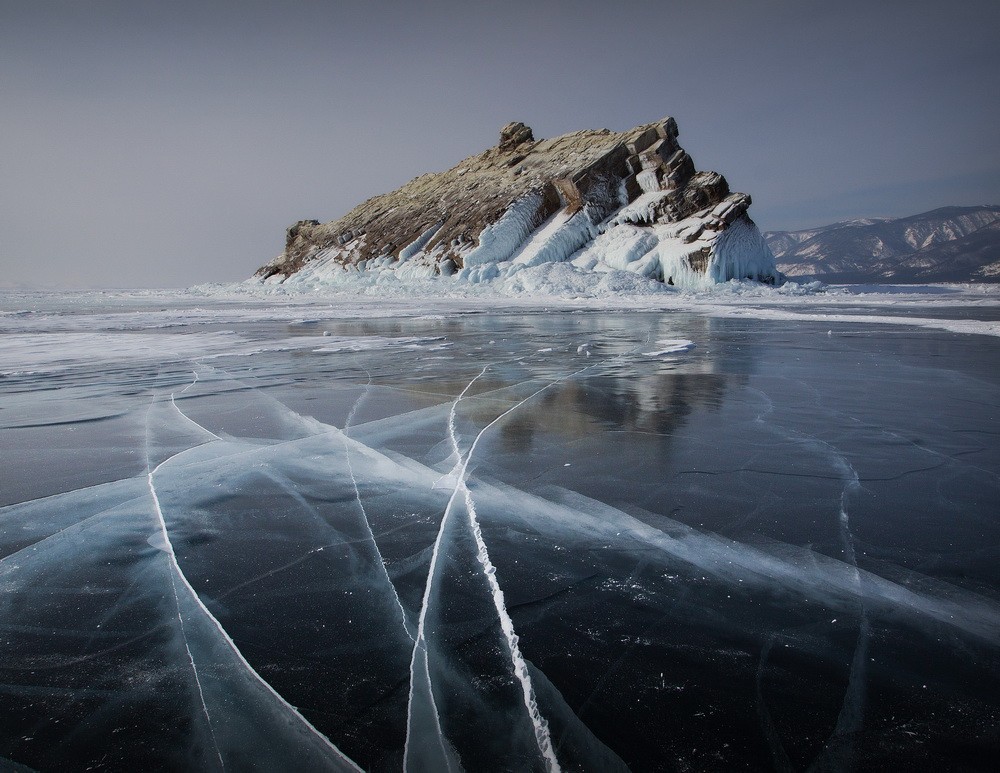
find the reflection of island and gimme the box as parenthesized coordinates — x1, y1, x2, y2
(485, 316, 755, 453)
(319, 313, 757, 455)
(496, 370, 735, 454)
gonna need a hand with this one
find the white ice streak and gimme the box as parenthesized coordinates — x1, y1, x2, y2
(426, 359, 613, 772)
(398, 222, 444, 262)
(145, 399, 225, 771)
(183, 363, 419, 649)
(145, 382, 362, 773)
(0, 497, 144, 574)
(313, 335, 451, 354)
(180, 369, 200, 393)
(136, 365, 999, 767)
(170, 392, 222, 442)
(340, 370, 415, 641)
(508, 210, 597, 270)
(448, 385, 565, 773)
(0, 330, 315, 378)
(642, 338, 695, 357)
(808, 449, 870, 772)
(403, 366, 491, 773)
(520, 483, 1000, 642)
(460, 194, 546, 271)
(691, 303, 1000, 339)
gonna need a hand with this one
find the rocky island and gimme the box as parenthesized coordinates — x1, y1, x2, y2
(255, 117, 781, 289)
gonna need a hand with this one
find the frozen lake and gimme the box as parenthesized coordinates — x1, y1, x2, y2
(1, 287, 999, 771)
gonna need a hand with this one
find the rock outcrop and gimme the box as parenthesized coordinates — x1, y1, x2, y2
(256, 117, 781, 288)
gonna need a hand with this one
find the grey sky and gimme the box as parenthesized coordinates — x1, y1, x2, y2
(2, 0, 998, 288)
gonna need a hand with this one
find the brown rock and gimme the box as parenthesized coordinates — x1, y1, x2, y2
(498, 122, 534, 152)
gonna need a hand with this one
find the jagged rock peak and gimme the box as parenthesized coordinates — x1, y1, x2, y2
(255, 115, 781, 289)
(285, 220, 320, 250)
(498, 122, 534, 151)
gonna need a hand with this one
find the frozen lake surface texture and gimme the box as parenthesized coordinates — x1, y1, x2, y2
(1, 284, 999, 772)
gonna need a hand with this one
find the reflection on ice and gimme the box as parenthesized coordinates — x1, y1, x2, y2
(1, 295, 999, 770)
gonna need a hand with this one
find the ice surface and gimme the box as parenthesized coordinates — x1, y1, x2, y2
(1, 290, 999, 770)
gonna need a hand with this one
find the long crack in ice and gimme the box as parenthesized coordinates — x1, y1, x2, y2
(146, 379, 363, 773)
(439, 357, 619, 773)
(342, 369, 416, 641)
(145, 398, 224, 771)
(747, 395, 872, 772)
(402, 368, 492, 772)
(809, 453, 868, 772)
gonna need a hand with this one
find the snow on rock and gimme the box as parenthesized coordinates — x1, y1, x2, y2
(508, 210, 597, 269)
(398, 222, 443, 262)
(255, 116, 783, 291)
(573, 225, 659, 273)
(461, 193, 546, 269)
(709, 214, 780, 283)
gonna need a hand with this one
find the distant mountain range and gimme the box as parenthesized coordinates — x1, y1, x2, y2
(764, 205, 1000, 283)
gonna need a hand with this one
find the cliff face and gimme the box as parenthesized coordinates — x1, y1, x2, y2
(765, 206, 1000, 283)
(255, 117, 781, 289)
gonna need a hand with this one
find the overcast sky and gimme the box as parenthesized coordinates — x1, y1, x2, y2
(2, 0, 998, 288)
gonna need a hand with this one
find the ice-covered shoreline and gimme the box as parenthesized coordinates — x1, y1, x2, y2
(181, 274, 1000, 340)
(3, 277, 1000, 342)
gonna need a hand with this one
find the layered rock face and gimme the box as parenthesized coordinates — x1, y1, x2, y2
(256, 117, 781, 288)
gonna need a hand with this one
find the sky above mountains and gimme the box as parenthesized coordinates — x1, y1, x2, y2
(2, 0, 999, 288)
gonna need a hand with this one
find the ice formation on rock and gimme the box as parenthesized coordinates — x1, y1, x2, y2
(255, 117, 783, 290)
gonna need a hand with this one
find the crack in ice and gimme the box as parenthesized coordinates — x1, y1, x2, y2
(748, 407, 871, 773)
(145, 399, 225, 772)
(448, 373, 573, 773)
(809, 455, 868, 773)
(412, 358, 612, 773)
(403, 366, 490, 772)
(145, 377, 362, 773)
(0, 495, 146, 570)
(427, 348, 649, 771)
(341, 369, 416, 642)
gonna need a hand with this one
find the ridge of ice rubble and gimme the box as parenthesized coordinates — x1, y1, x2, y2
(254, 116, 784, 290)
(244, 261, 693, 299)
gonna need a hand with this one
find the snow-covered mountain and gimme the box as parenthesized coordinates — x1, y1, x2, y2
(254, 118, 781, 290)
(765, 206, 1000, 283)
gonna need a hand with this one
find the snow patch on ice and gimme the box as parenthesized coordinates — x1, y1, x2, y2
(643, 339, 695, 357)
